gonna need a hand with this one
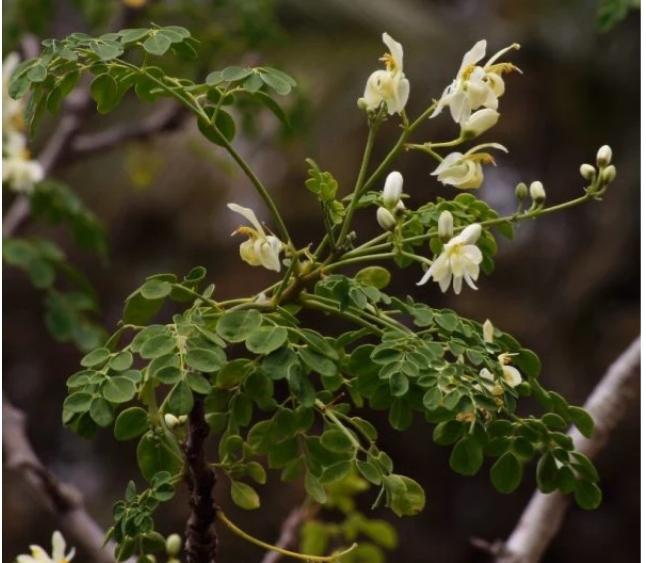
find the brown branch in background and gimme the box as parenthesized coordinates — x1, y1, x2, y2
(2, 396, 119, 563)
(260, 503, 315, 563)
(491, 337, 641, 563)
(183, 396, 219, 563)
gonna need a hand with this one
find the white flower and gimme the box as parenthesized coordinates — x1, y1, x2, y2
(17, 531, 75, 563)
(596, 145, 612, 167)
(482, 319, 494, 343)
(431, 143, 507, 190)
(3, 52, 25, 132)
(480, 367, 494, 381)
(358, 33, 410, 115)
(376, 206, 397, 230)
(437, 210, 454, 239)
(2, 132, 44, 193)
(417, 223, 483, 294)
(461, 108, 499, 137)
(227, 203, 284, 272)
(431, 40, 520, 126)
(529, 180, 545, 202)
(382, 170, 403, 208)
(498, 353, 522, 387)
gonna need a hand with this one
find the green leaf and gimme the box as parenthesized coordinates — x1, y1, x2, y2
(245, 326, 288, 355)
(123, 289, 164, 325)
(385, 474, 426, 516)
(119, 28, 150, 44)
(355, 266, 391, 290)
(109, 351, 134, 371)
(140, 279, 172, 300)
(186, 372, 212, 394)
(432, 420, 464, 446)
(63, 391, 93, 413)
(568, 406, 595, 439)
(137, 431, 183, 482)
(389, 398, 412, 431)
(81, 347, 110, 368)
(89, 397, 113, 427)
(114, 407, 149, 441)
(91, 40, 124, 61)
(27, 63, 47, 83)
(320, 428, 355, 452)
(198, 108, 236, 146)
(356, 459, 382, 485)
(102, 377, 136, 403)
(298, 348, 337, 378)
(389, 372, 409, 397)
(449, 437, 483, 476)
(574, 480, 602, 510)
(165, 380, 193, 415)
(221, 66, 253, 81)
(140, 334, 177, 359)
(216, 310, 262, 342)
(143, 33, 172, 56)
(536, 452, 559, 493)
(258, 67, 295, 95)
(186, 348, 225, 373)
(216, 359, 253, 389)
(490, 452, 523, 493)
(90, 74, 119, 114)
(515, 348, 541, 378)
(231, 481, 260, 510)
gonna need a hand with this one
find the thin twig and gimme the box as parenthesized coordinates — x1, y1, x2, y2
(2, 396, 119, 563)
(493, 337, 641, 563)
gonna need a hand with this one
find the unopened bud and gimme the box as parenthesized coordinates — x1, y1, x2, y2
(357, 97, 368, 111)
(515, 182, 528, 200)
(383, 171, 404, 208)
(600, 164, 616, 184)
(166, 534, 182, 557)
(461, 108, 499, 138)
(437, 210, 454, 240)
(164, 414, 180, 428)
(482, 319, 495, 343)
(596, 145, 612, 167)
(376, 207, 397, 230)
(579, 163, 596, 181)
(529, 181, 545, 202)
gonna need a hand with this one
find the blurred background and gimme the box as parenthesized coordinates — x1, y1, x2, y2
(3, 0, 640, 561)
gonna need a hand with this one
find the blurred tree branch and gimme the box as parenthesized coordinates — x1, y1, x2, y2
(2, 396, 120, 563)
(260, 503, 316, 563)
(491, 337, 640, 563)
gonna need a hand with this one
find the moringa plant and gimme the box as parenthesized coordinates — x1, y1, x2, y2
(9, 27, 617, 563)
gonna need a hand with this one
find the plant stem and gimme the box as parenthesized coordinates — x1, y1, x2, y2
(217, 511, 357, 562)
(183, 396, 218, 563)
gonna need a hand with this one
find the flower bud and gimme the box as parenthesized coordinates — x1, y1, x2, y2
(600, 164, 616, 184)
(596, 145, 612, 167)
(461, 108, 500, 138)
(166, 534, 182, 557)
(514, 182, 528, 201)
(376, 207, 397, 230)
(357, 97, 368, 111)
(164, 414, 180, 428)
(579, 163, 596, 181)
(383, 171, 403, 208)
(437, 210, 454, 240)
(482, 319, 494, 343)
(529, 180, 545, 203)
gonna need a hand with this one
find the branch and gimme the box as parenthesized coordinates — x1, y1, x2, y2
(260, 505, 312, 563)
(2, 396, 119, 563)
(492, 337, 641, 563)
(183, 396, 218, 563)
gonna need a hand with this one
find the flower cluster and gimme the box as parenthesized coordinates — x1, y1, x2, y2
(3, 53, 44, 193)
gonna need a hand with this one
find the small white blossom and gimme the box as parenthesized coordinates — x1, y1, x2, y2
(579, 163, 596, 181)
(431, 143, 507, 190)
(498, 353, 522, 387)
(596, 144, 612, 167)
(482, 319, 494, 343)
(437, 210, 454, 239)
(227, 203, 284, 272)
(382, 170, 403, 208)
(461, 108, 499, 137)
(431, 40, 520, 126)
(376, 206, 397, 230)
(2, 131, 44, 193)
(17, 531, 75, 563)
(417, 223, 482, 294)
(529, 180, 545, 202)
(358, 33, 410, 115)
